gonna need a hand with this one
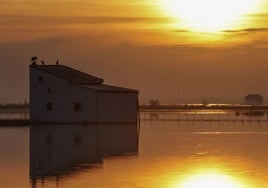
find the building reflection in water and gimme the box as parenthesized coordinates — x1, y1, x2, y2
(30, 123, 139, 187)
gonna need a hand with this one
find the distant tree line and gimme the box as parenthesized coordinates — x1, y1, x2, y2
(148, 99, 160, 106)
(140, 104, 268, 110)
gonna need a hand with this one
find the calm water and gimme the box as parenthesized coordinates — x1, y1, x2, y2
(1, 114, 268, 187)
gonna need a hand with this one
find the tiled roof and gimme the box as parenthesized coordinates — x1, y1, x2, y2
(33, 65, 103, 85)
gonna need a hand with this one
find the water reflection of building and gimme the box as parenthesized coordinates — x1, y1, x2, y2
(30, 123, 139, 187)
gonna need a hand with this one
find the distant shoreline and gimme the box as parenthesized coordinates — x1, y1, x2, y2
(1, 104, 268, 111)
(0, 104, 29, 110)
(139, 104, 268, 111)
(1, 104, 268, 127)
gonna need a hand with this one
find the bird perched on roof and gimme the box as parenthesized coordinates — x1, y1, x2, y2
(31, 56, 38, 65)
(41, 60, 45, 65)
(56, 59, 59, 65)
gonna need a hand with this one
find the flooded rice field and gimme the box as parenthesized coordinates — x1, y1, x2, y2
(1, 111, 268, 188)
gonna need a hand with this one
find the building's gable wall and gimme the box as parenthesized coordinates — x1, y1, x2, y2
(30, 67, 97, 123)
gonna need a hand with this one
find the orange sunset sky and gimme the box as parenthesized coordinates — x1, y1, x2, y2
(0, 0, 268, 103)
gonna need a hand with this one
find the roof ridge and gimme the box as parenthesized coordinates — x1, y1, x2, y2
(31, 64, 104, 85)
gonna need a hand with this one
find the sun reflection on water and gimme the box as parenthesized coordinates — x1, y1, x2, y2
(179, 171, 243, 188)
(166, 158, 251, 188)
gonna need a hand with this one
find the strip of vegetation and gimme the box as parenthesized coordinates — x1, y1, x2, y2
(0, 103, 29, 109)
(139, 104, 268, 110)
(1, 101, 268, 111)
(140, 98, 268, 110)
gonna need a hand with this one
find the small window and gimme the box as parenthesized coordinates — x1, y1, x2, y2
(38, 76, 43, 82)
(47, 102, 52, 111)
(73, 102, 82, 112)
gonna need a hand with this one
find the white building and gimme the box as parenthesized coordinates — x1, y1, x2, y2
(30, 62, 139, 124)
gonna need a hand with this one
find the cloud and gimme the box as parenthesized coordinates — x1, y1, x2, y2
(0, 36, 69, 46)
(173, 29, 189, 33)
(0, 15, 170, 26)
(223, 28, 268, 34)
(246, 13, 268, 18)
(35, 36, 70, 46)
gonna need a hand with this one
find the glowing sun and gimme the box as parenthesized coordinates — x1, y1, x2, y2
(159, 0, 260, 32)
